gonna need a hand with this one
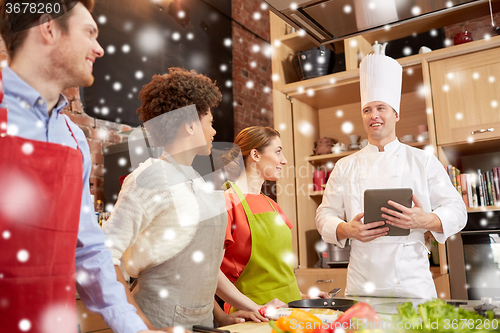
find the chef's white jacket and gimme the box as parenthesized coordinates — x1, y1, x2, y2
(316, 139, 467, 298)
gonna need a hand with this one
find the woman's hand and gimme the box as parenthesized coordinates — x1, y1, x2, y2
(217, 310, 268, 327)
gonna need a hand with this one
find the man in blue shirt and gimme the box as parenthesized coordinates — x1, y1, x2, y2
(0, 1, 159, 332)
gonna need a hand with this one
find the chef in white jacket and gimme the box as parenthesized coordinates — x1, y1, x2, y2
(315, 53, 467, 299)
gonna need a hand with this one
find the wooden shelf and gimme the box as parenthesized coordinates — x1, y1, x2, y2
(279, 32, 319, 51)
(306, 140, 430, 164)
(309, 190, 324, 197)
(280, 35, 500, 109)
(467, 205, 500, 213)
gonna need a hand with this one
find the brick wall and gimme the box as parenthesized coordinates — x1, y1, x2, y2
(231, 0, 274, 136)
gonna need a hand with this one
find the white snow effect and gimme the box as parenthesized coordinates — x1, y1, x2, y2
(486, 211, 494, 218)
(2, 230, 11, 239)
(317, 56, 325, 64)
(105, 239, 114, 248)
(252, 44, 260, 53)
(223, 38, 232, 47)
(21, 142, 34, 155)
(274, 215, 285, 226)
(178, 11, 185, 19)
(17, 250, 29, 262)
(442, 84, 449, 92)
(99, 98, 105, 104)
(326, 161, 334, 170)
(122, 44, 131, 53)
(304, 63, 312, 71)
(253, 12, 261, 20)
(19, 319, 31, 332)
(0, 59, 7, 68)
(455, 113, 463, 120)
(403, 46, 412, 56)
(106, 45, 115, 54)
(341, 121, 354, 134)
(263, 86, 271, 93)
(446, 1, 453, 8)
(480, 219, 488, 227)
(261, 108, 266, 114)
(411, 6, 421, 15)
(260, 3, 268, 10)
(472, 72, 480, 80)
(272, 74, 280, 82)
(308, 287, 320, 298)
(104, 75, 110, 81)
(187, 32, 194, 40)
(136, 27, 166, 55)
(7, 123, 19, 135)
(298, 29, 306, 37)
(101, 107, 109, 116)
(273, 39, 281, 47)
(164, 229, 176, 240)
(265, 306, 277, 317)
(105, 203, 114, 212)
(336, 110, 343, 118)
(159, 289, 169, 299)
(424, 145, 435, 154)
(343, 5, 352, 13)
(192, 251, 204, 263)
(220, 64, 227, 72)
(246, 81, 254, 89)
(172, 32, 181, 41)
(250, 61, 257, 68)
(189, 53, 206, 70)
(225, 80, 232, 88)
(363, 281, 376, 294)
(173, 326, 185, 333)
(306, 89, 315, 97)
(465, 264, 471, 270)
(491, 100, 498, 108)
(135, 71, 144, 80)
(368, 2, 376, 10)
(98, 15, 107, 24)
(297, 87, 304, 94)
(40, 304, 77, 333)
(446, 72, 454, 80)
(127, 94, 133, 99)
(142, 57, 147, 62)
(489, 76, 496, 83)
(279, 123, 286, 131)
(315, 240, 327, 253)
(349, 39, 358, 48)
(430, 29, 438, 37)
(204, 181, 215, 192)
(113, 82, 122, 91)
(298, 120, 314, 137)
(282, 251, 295, 266)
(77, 270, 89, 285)
(329, 78, 336, 85)
(264, 45, 273, 58)
(290, 3, 298, 10)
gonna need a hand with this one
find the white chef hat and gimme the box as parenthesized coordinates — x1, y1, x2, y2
(360, 53, 402, 115)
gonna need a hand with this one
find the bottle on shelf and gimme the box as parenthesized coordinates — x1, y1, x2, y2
(96, 199, 103, 226)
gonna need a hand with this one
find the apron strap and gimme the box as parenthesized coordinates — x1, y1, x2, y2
(223, 181, 255, 217)
(261, 192, 277, 212)
(62, 115, 79, 149)
(160, 150, 195, 193)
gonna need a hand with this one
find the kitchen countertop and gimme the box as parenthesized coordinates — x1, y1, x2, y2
(220, 297, 500, 333)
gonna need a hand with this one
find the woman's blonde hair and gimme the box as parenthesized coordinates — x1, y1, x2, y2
(222, 126, 280, 180)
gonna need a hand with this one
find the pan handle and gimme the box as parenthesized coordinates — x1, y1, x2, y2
(316, 279, 333, 283)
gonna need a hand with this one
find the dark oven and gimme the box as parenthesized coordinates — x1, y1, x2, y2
(447, 210, 500, 300)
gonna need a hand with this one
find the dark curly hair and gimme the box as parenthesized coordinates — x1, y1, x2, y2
(222, 126, 280, 180)
(137, 67, 222, 146)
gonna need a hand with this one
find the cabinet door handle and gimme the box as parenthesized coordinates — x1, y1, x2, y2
(471, 128, 494, 135)
(316, 279, 333, 283)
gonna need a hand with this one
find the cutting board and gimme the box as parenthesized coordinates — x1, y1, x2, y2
(220, 321, 272, 333)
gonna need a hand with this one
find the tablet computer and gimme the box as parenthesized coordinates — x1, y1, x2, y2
(364, 188, 412, 236)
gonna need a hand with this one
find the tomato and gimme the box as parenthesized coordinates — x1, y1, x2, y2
(333, 302, 381, 332)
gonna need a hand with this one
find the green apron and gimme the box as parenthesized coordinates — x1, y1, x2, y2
(225, 182, 301, 309)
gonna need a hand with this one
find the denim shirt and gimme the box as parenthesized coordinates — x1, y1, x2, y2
(1, 66, 147, 333)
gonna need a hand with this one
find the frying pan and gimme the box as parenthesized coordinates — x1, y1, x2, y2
(288, 298, 357, 312)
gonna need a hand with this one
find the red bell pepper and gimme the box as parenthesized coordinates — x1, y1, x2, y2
(330, 302, 382, 332)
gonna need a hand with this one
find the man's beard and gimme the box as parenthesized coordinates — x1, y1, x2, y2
(48, 45, 94, 89)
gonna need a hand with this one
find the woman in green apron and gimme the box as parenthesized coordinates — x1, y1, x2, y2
(219, 126, 329, 313)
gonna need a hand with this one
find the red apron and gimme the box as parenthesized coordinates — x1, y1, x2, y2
(0, 73, 83, 333)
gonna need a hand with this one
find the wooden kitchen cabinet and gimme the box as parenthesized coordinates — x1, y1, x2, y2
(430, 47, 500, 146)
(295, 268, 347, 297)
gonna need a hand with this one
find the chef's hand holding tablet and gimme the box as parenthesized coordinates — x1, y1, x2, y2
(340, 212, 389, 243)
(383, 194, 441, 231)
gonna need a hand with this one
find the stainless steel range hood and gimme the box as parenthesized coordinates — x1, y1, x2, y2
(264, 0, 494, 45)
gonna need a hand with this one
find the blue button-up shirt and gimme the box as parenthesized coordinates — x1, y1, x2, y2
(1, 66, 148, 333)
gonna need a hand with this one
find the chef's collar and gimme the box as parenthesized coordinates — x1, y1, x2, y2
(365, 138, 401, 153)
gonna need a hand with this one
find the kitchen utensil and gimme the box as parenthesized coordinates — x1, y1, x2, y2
(327, 288, 341, 298)
(288, 298, 357, 311)
(291, 45, 336, 81)
(193, 325, 230, 333)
